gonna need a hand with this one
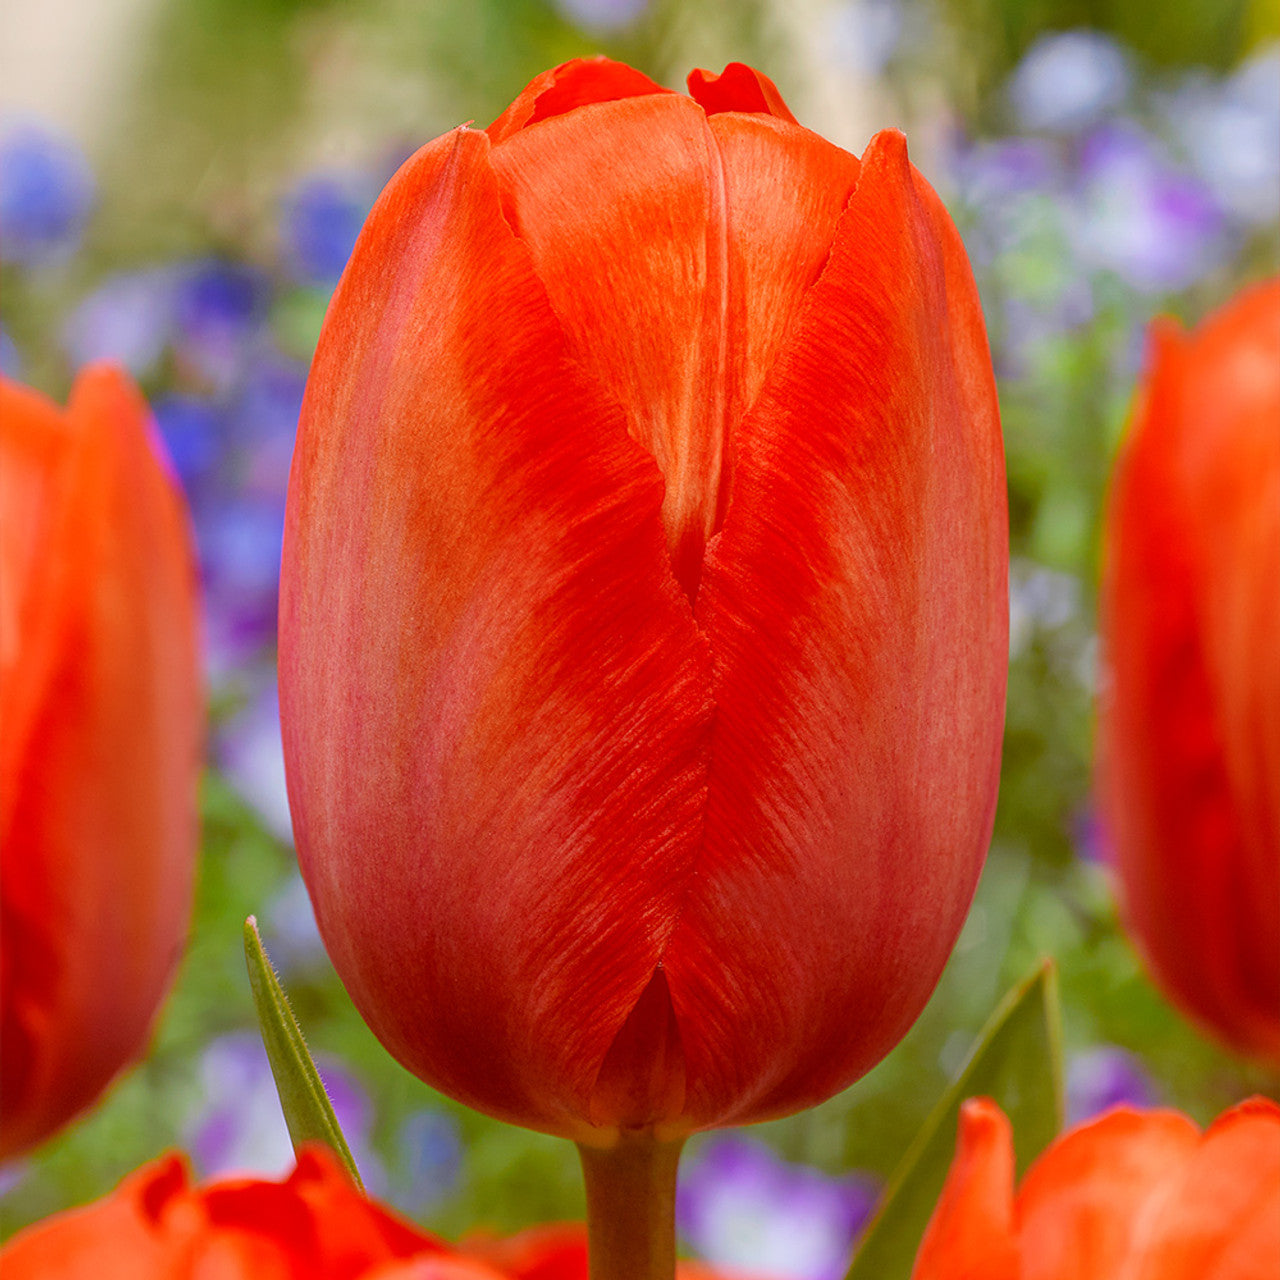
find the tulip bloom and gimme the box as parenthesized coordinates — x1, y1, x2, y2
(912, 1095, 1280, 1279)
(1098, 279, 1280, 1062)
(281, 59, 1006, 1143)
(0, 366, 201, 1159)
(0, 1145, 762, 1279)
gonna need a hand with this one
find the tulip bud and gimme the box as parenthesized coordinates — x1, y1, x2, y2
(1098, 278, 1280, 1063)
(280, 59, 1007, 1142)
(0, 366, 202, 1158)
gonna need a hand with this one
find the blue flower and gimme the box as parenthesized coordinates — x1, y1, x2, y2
(153, 393, 223, 492)
(0, 123, 94, 265)
(281, 174, 371, 288)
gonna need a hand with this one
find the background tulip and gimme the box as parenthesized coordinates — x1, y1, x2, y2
(1097, 278, 1280, 1063)
(0, 1145, 768, 1279)
(0, 365, 202, 1159)
(911, 1095, 1280, 1279)
(280, 56, 1007, 1149)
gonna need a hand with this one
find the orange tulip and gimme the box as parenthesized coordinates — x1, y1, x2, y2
(280, 57, 1006, 1142)
(1097, 278, 1280, 1062)
(0, 1145, 766, 1279)
(912, 1095, 1280, 1279)
(0, 365, 202, 1158)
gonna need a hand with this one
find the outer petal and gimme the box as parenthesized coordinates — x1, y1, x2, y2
(280, 128, 714, 1139)
(686, 63, 799, 124)
(486, 57, 672, 144)
(1099, 279, 1280, 1061)
(1015, 1107, 1199, 1280)
(0, 1147, 442, 1277)
(1132, 1097, 1280, 1280)
(911, 1098, 1018, 1280)
(489, 96, 858, 599)
(463, 1223, 589, 1279)
(0, 367, 201, 1159)
(0, 1155, 185, 1278)
(664, 131, 1007, 1124)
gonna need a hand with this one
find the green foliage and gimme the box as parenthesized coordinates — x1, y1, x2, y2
(244, 918, 363, 1187)
(846, 962, 1063, 1280)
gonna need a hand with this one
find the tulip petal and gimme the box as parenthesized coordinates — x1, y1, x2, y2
(1131, 1097, 1280, 1280)
(0, 1155, 187, 1278)
(281, 127, 715, 1138)
(664, 130, 1007, 1124)
(910, 1099, 1018, 1280)
(489, 96, 857, 600)
(486, 57, 672, 144)
(0, 380, 68, 690)
(687, 63, 800, 124)
(0, 367, 200, 1159)
(1100, 280, 1280, 1061)
(1015, 1106, 1198, 1280)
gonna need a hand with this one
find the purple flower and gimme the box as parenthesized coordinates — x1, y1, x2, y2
(1073, 121, 1227, 293)
(230, 354, 306, 499)
(678, 1135, 879, 1280)
(1008, 30, 1131, 134)
(1166, 48, 1280, 227)
(953, 136, 1061, 207)
(0, 326, 19, 378)
(1071, 807, 1112, 866)
(262, 873, 327, 970)
(187, 1033, 386, 1192)
(1066, 1046, 1157, 1125)
(281, 174, 372, 288)
(173, 259, 270, 393)
(551, 0, 649, 32)
(62, 267, 180, 375)
(0, 122, 94, 265)
(153, 393, 223, 493)
(218, 680, 293, 843)
(196, 496, 287, 676)
(395, 1110, 463, 1214)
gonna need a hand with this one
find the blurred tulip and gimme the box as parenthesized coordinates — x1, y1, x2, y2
(280, 57, 1006, 1142)
(1098, 278, 1280, 1062)
(0, 1146, 446, 1279)
(0, 365, 202, 1158)
(911, 1095, 1280, 1279)
(0, 1145, 768, 1279)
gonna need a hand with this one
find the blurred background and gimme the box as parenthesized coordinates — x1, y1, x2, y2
(1, 0, 1277, 1272)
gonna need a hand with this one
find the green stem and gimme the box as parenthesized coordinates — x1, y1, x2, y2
(577, 1133, 685, 1280)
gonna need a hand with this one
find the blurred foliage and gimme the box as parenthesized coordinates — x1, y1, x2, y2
(2, 0, 1278, 1263)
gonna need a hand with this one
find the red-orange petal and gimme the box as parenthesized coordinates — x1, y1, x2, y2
(0, 366, 201, 1159)
(1130, 1097, 1280, 1280)
(1099, 279, 1280, 1062)
(280, 126, 714, 1139)
(687, 63, 800, 124)
(663, 130, 1007, 1124)
(0, 1146, 443, 1277)
(0, 1154, 188, 1278)
(486, 56, 672, 144)
(489, 95, 857, 601)
(911, 1098, 1018, 1280)
(1016, 1106, 1199, 1280)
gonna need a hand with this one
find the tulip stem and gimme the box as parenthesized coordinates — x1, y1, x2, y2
(577, 1133, 685, 1280)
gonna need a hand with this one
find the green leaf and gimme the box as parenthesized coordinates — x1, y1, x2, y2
(845, 959, 1063, 1280)
(243, 915, 363, 1188)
